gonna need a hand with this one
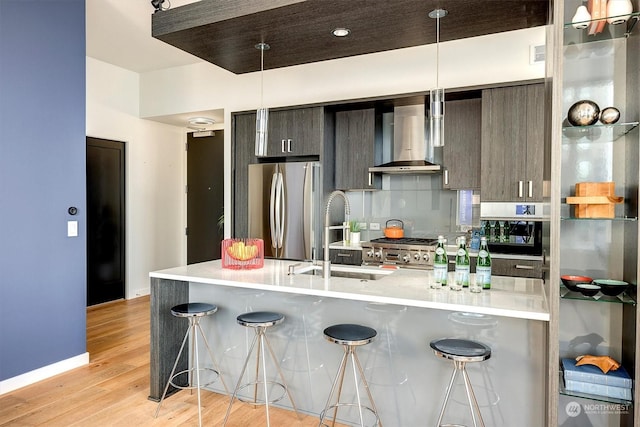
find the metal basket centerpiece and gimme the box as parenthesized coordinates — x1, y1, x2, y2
(222, 238, 264, 269)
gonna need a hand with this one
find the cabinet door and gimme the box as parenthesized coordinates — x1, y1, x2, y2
(443, 98, 481, 190)
(266, 107, 323, 157)
(481, 85, 528, 201)
(329, 248, 363, 266)
(232, 112, 256, 237)
(481, 84, 544, 202)
(492, 258, 542, 279)
(524, 84, 545, 202)
(334, 108, 378, 190)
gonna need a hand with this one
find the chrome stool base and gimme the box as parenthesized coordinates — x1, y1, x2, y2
(234, 380, 286, 405)
(155, 303, 227, 427)
(319, 403, 380, 427)
(430, 338, 491, 427)
(223, 311, 300, 427)
(167, 367, 220, 391)
(319, 324, 381, 427)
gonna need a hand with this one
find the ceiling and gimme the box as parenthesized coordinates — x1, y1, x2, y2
(152, 0, 550, 74)
(86, 0, 201, 73)
(86, 0, 550, 127)
(86, 0, 224, 127)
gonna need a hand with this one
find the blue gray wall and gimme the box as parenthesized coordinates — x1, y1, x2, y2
(0, 0, 86, 380)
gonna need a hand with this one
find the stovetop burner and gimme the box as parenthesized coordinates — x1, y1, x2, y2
(370, 237, 437, 246)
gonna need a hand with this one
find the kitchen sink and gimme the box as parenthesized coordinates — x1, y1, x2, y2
(292, 264, 394, 280)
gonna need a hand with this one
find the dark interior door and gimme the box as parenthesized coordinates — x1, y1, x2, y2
(187, 131, 224, 264)
(86, 137, 125, 306)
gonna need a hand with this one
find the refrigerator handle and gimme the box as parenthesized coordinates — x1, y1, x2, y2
(276, 172, 285, 248)
(303, 163, 314, 259)
(269, 173, 278, 250)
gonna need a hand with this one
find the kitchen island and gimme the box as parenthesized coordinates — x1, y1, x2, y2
(150, 259, 549, 426)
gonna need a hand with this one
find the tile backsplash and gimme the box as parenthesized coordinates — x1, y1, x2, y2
(345, 174, 477, 241)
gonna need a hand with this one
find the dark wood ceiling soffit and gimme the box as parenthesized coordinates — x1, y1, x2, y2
(152, 0, 550, 75)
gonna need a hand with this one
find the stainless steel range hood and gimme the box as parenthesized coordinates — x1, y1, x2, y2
(369, 104, 441, 174)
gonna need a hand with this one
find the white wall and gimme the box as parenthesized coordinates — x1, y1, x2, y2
(137, 27, 547, 238)
(86, 57, 186, 298)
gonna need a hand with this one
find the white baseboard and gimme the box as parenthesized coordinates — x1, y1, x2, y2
(0, 352, 89, 395)
(133, 287, 150, 297)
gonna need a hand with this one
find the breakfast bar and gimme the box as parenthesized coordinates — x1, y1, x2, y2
(150, 259, 550, 426)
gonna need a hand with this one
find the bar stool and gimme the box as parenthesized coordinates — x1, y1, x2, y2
(155, 302, 227, 427)
(430, 338, 492, 427)
(223, 311, 299, 427)
(319, 323, 381, 427)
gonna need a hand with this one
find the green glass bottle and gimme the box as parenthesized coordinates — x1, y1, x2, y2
(433, 235, 448, 287)
(454, 236, 470, 287)
(477, 236, 492, 290)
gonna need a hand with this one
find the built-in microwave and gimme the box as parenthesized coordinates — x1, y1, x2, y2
(481, 220, 543, 256)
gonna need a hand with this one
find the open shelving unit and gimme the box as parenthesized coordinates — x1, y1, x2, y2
(553, 1, 640, 425)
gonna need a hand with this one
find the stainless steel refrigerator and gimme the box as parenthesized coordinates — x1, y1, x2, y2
(248, 162, 320, 260)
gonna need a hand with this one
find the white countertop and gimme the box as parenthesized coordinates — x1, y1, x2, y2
(150, 259, 549, 321)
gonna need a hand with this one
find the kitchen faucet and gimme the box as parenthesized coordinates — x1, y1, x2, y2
(323, 190, 351, 278)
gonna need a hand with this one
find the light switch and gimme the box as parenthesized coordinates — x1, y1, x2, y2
(67, 221, 78, 237)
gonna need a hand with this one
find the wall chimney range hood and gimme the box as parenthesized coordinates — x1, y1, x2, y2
(369, 104, 441, 175)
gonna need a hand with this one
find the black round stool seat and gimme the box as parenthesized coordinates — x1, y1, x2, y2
(237, 311, 284, 327)
(171, 302, 218, 318)
(324, 324, 377, 346)
(430, 338, 491, 362)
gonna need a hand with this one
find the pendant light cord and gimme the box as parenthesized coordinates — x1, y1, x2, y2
(260, 45, 265, 108)
(436, 14, 440, 89)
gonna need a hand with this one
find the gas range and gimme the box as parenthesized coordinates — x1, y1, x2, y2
(361, 237, 437, 269)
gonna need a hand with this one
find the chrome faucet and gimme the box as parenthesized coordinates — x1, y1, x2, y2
(323, 190, 351, 278)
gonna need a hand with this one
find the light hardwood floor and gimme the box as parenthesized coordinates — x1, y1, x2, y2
(0, 296, 344, 426)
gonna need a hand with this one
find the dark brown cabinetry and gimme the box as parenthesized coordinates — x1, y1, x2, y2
(232, 107, 334, 239)
(329, 248, 363, 266)
(446, 254, 541, 278)
(334, 108, 380, 190)
(263, 107, 324, 157)
(442, 98, 482, 190)
(481, 83, 544, 202)
(231, 112, 256, 238)
(492, 258, 542, 279)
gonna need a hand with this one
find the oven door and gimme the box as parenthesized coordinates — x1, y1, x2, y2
(485, 221, 542, 256)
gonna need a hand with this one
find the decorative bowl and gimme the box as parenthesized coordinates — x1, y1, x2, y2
(567, 100, 600, 126)
(561, 275, 593, 292)
(593, 279, 629, 297)
(576, 283, 601, 297)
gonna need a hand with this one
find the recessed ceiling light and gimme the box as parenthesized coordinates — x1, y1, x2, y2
(332, 28, 351, 37)
(187, 117, 215, 126)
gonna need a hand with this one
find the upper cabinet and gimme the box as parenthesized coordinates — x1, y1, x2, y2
(481, 83, 545, 202)
(260, 107, 324, 158)
(334, 108, 380, 190)
(442, 98, 482, 190)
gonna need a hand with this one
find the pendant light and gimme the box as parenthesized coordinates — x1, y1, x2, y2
(429, 9, 447, 148)
(255, 42, 270, 157)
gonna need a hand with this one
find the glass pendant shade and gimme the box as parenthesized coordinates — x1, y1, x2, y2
(429, 9, 447, 148)
(254, 42, 270, 157)
(255, 107, 269, 156)
(430, 87, 445, 147)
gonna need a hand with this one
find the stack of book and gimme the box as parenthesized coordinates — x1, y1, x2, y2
(561, 358, 633, 401)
